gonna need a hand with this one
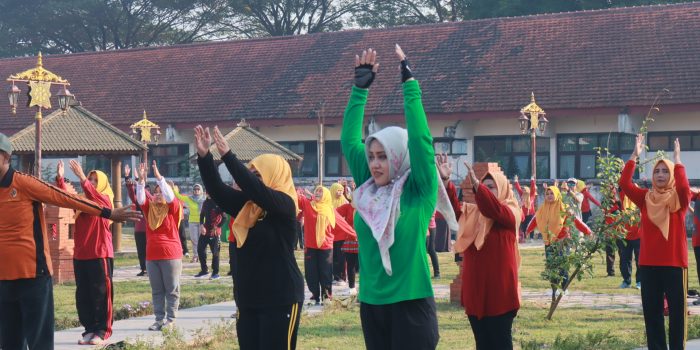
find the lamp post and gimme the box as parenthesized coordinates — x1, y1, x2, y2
(518, 93, 548, 180)
(6, 52, 75, 177)
(129, 110, 161, 165)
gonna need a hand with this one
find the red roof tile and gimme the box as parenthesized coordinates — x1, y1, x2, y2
(1, 2, 699, 134)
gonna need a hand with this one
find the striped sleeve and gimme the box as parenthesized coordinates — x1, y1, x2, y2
(17, 173, 109, 218)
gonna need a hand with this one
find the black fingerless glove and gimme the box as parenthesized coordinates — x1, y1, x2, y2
(354, 64, 376, 89)
(400, 58, 413, 83)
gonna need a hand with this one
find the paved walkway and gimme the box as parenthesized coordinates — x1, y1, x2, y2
(54, 301, 237, 350)
(56, 252, 700, 349)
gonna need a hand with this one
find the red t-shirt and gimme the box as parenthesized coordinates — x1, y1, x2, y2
(143, 197, 183, 260)
(619, 160, 690, 267)
(298, 196, 355, 249)
(526, 215, 591, 245)
(604, 192, 641, 241)
(228, 216, 236, 243)
(691, 193, 700, 247)
(581, 188, 601, 213)
(514, 179, 537, 216)
(461, 184, 520, 319)
(57, 178, 113, 260)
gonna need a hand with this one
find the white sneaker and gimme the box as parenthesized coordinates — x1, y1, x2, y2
(88, 334, 104, 345)
(78, 333, 94, 345)
(148, 320, 164, 331)
(348, 287, 357, 295)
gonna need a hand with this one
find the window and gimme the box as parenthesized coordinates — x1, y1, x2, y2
(324, 141, 351, 177)
(149, 144, 190, 178)
(557, 133, 636, 179)
(10, 155, 19, 169)
(474, 135, 550, 178)
(433, 138, 468, 155)
(279, 141, 317, 177)
(83, 155, 132, 180)
(647, 131, 700, 151)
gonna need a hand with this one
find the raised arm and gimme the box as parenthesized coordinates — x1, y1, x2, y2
(619, 134, 648, 207)
(474, 183, 516, 228)
(573, 217, 592, 235)
(513, 175, 523, 196)
(209, 126, 296, 218)
(399, 47, 436, 198)
(341, 49, 377, 185)
(446, 181, 462, 220)
(584, 190, 601, 208)
(673, 138, 691, 208)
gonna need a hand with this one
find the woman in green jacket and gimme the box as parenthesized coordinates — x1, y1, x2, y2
(341, 45, 439, 350)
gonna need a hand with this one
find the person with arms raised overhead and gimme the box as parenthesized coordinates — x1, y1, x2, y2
(55, 160, 116, 346)
(341, 45, 455, 349)
(619, 135, 691, 350)
(195, 125, 305, 349)
(135, 161, 183, 332)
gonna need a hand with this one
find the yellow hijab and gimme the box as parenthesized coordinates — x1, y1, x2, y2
(455, 172, 522, 261)
(535, 186, 566, 244)
(76, 170, 114, 220)
(311, 186, 336, 247)
(329, 182, 348, 208)
(88, 170, 114, 204)
(645, 159, 681, 240)
(147, 184, 170, 230)
(232, 154, 298, 248)
(521, 185, 532, 209)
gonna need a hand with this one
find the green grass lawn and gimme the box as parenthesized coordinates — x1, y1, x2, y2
(58, 232, 700, 349)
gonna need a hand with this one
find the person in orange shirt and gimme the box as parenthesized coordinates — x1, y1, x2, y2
(0, 132, 140, 350)
(619, 135, 691, 350)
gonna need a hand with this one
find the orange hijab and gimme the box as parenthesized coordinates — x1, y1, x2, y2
(232, 154, 298, 247)
(645, 159, 681, 240)
(535, 186, 566, 244)
(455, 172, 522, 261)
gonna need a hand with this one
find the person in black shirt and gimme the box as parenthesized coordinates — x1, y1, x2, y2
(195, 195, 224, 279)
(194, 125, 304, 350)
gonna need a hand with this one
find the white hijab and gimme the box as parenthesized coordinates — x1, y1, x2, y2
(354, 126, 458, 276)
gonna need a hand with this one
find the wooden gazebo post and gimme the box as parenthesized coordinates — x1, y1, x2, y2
(111, 157, 123, 252)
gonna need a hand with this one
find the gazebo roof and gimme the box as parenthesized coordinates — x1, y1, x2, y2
(207, 119, 303, 163)
(10, 105, 147, 155)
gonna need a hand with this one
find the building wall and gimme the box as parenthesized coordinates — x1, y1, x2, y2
(169, 110, 700, 181)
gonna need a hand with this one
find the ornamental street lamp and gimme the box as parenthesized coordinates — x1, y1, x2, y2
(129, 110, 161, 165)
(518, 92, 548, 180)
(6, 52, 74, 177)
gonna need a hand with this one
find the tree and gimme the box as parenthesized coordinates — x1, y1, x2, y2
(542, 90, 668, 320)
(220, 0, 359, 37)
(353, 0, 457, 28)
(0, 0, 229, 56)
